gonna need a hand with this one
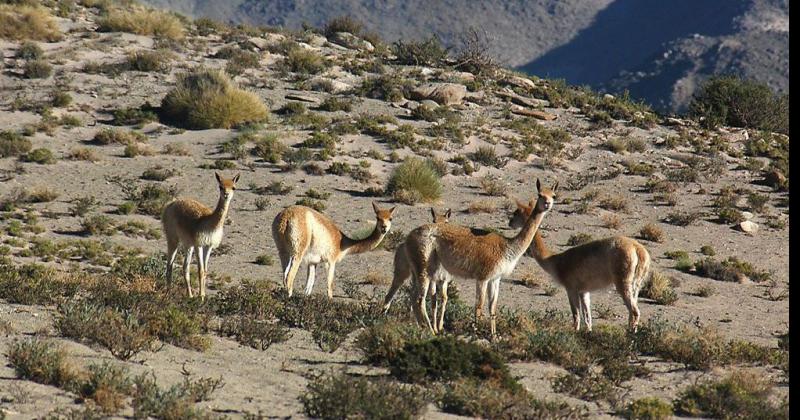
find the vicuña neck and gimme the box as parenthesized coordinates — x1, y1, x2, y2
(529, 230, 554, 269)
(341, 225, 385, 255)
(209, 194, 232, 229)
(508, 207, 546, 258)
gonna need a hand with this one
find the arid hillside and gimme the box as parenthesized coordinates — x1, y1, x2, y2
(0, 1, 789, 419)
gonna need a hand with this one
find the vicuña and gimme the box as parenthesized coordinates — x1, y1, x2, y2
(402, 179, 556, 337)
(272, 201, 395, 298)
(162, 172, 240, 301)
(509, 198, 651, 331)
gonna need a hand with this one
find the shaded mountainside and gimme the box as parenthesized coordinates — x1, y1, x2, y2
(141, 0, 788, 112)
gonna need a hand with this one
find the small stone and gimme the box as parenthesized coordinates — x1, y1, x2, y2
(739, 220, 759, 234)
(741, 211, 754, 220)
(285, 93, 320, 104)
(603, 93, 615, 100)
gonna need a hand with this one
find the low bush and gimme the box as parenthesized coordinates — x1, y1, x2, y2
(301, 372, 428, 420)
(6, 339, 79, 388)
(97, 5, 185, 40)
(386, 157, 443, 204)
(689, 75, 788, 135)
(0, 5, 62, 42)
(161, 68, 268, 129)
(23, 59, 52, 78)
(622, 396, 673, 420)
(392, 36, 448, 66)
(673, 370, 787, 418)
(0, 130, 33, 157)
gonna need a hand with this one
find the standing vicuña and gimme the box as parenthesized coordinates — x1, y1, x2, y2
(272, 202, 396, 298)
(404, 179, 556, 337)
(509, 198, 651, 331)
(162, 172, 240, 301)
(383, 208, 451, 331)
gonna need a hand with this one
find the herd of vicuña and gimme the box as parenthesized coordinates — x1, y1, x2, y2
(162, 173, 651, 338)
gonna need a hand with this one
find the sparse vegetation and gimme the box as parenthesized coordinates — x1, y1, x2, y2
(97, 5, 185, 40)
(386, 157, 443, 204)
(0, 5, 62, 42)
(161, 68, 268, 129)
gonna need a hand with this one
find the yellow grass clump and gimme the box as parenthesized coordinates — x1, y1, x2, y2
(161, 68, 268, 129)
(0, 5, 63, 42)
(97, 5, 185, 40)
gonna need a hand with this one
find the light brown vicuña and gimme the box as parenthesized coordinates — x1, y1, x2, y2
(509, 198, 651, 331)
(383, 208, 451, 331)
(162, 172, 240, 301)
(403, 179, 556, 337)
(272, 202, 396, 298)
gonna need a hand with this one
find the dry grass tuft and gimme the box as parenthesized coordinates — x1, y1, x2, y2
(97, 5, 185, 40)
(0, 5, 62, 42)
(161, 68, 268, 129)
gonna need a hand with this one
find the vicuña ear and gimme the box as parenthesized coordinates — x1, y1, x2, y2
(430, 207, 436, 219)
(536, 178, 542, 193)
(445, 209, 452, 219)
(388, 206, 396, 216)
(233, 173, 241, 184)
(552, 181, 559, 193)
(372, 201, 380, 214)
(215, 172, 222, 183)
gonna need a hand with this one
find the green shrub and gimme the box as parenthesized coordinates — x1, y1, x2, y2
(23, 59, 52, 78)
(76, 362, 133, 414)
(126, 49, 173, 73)
(689, 75, 788, 134)
(640, 271, 678, 305)
(6, 339, 79, 388)
(440, 378, 583, 419)
(622, 397, 673, 420)
(390, 336, 520, 391)
(21, 147, 55, 164)
(694, 256, 771, 283)
(392, 36, 448, 66)
(16, 40, 43, 59)
(51, 89, 72, 107)
(356, 320, 427, 366)
(301, 372, 428, 420)
(280, 47, 328, 74)
(161, 68, 268, 129)
(386, 157, 443, 204)
(132, 372, 221, 419)
(0, 130, 32, 157)
(219, 316, 290, 350)
(111, 107, 158, 127)
(470, 146, 506, 168)
(674, 370, 787, 419)
(323, 15, 364, 38)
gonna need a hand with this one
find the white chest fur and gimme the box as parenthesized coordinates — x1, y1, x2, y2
(198, 227, 224, 248)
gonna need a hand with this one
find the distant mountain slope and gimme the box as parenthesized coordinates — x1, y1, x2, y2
(141, 0, 789, 112)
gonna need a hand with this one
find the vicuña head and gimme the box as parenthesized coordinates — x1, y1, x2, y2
(403, 178, 556, 338)
(272, 200, 396, 298)
(162, 171, 240, 301)
(509, 192, 651, 332)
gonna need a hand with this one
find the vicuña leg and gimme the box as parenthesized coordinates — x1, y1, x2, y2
(165, 244, 179, 286)
(621, 287, 640, 332)
(183, 246, 194, 298)
(488, 277, 501, 339)
(196, 246, 206, 301)
(325, 262, 337, 299)
(304, 263, 317, 296)
(579, 292, 592, 332)
(200, 247, 212, 300)
(284, 251, 304, 297)
(436, 278, 450, 333)
(567, 289, 580, 331)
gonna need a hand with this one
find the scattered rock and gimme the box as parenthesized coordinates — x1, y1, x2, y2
(420, 99, 439, 108)
(763, 168, 787, 190)
(285, 93, 320, 104)
(409, 83, 467, 105)
(738, 220, 759, 234)
(736, 273, 752, 284)
(603, 93, 615, 100)
(741, 211, 754, 220)
(305, 34, 328, 47)
(497, 90, 549, 108)
(402, 100, 420, 110)
(510, 105, 557, 120)
(330, 32, 374, 51)
(307, 77, 352, 93)
(501, 75, 536, 90)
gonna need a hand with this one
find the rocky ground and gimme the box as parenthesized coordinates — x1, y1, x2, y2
(0, 2, 789, 419)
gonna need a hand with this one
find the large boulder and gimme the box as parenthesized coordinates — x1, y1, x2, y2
(409, 83, 467, 106)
